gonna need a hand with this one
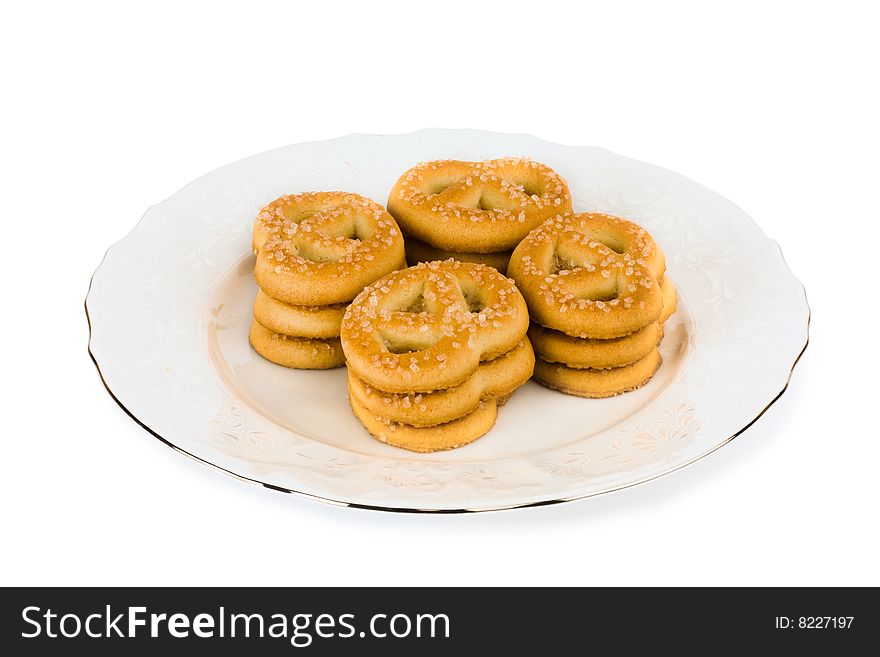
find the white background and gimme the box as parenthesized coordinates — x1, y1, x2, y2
(2, 1, 877, 586)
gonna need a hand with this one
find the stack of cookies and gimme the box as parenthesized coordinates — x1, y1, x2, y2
(508, 212, 677, 397)
(250, 192, 405, 369)
(387, 158, 572, 274)
(247, 162, 679, 452)
(340, 260, 534, 452)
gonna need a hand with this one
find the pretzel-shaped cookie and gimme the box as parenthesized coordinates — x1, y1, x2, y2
(253, 192, 405, 306)
(248, 322, 345, 369)
(534, 348, 662, 398)
(527, 276, 677, 369)
(508, 213, 666, 339)
(348, 395, 498, 453)
(387, 158, 572, 253)
(347, 338, 534, 427)
(341, 261, 529, 393)
(528, 322, 662, 370)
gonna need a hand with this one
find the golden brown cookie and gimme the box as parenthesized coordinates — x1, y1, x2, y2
(533, 348, 662, 398)
(348, 392, 499, 453)
(387, 158, 572, 253)
(528, 275, 676, 369)
(528, 322, 661, 370)
(341, 261, 530, 393)
(253, 289, 345, 339)
(508, 212, 666, 339)
(249, 321, 345, 369)
(347, 338, 534, 427)
(253, 192, 406, 306)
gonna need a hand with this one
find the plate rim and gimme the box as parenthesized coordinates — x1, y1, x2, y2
(85, 128, 811, 513)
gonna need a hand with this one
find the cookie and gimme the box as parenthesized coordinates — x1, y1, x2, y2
(342, 260, 532, 451)
(528, 322, 662, 370)
(250, 191, 405, 369)
(249, 321, 345, 370)
(347, 338, 534, 427)
(348, 393, 499, 453)
(388, 158, 572, 254)
(341, 260, 530, 393)
(528, 276, 677, 369)
(252, 289, 344, 339)
(508, 212, 666, 339)
(253, 192, 406, 306)
(533, 348, 662, 398)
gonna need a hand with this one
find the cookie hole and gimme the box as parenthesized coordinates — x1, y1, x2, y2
(550, 253, 579, 274)
(379, 329, 438, 355)
(599, 240, 624, 254)
(583, 276, 620, 302)
(588, 233, 625, 254)
(520, 182, 540, 197)
(424, 174, 461, 196)
(458, 279, 487, 312)
(314, 216, 372, 245)
(464, 291, 485, 313)
(400, 296, 426, 313)
(478, 194, 496, 211)
(349, 217, 372, 241)
(383, 340, 421, 355)
(288, 210, 315, 223)
(502, 177, 541, 197)
(589, 290, 620, 302)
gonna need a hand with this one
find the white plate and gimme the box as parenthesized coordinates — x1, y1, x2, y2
(86, 129, 808, 512)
